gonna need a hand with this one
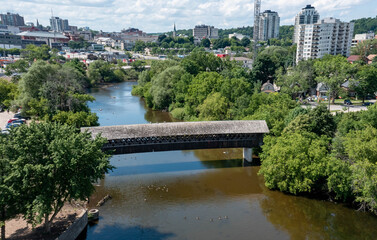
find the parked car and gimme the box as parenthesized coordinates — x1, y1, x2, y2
(362, 102, 374, 106)
(344, 100, 353, 105)
(8, 119, 26, 124)
(13, 113, 30, 120)
(1, 129, 9, 134)
(8, 118, 26, 124)
(5, 122, 23, 129)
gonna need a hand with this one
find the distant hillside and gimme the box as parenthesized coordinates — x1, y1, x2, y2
(352, 16, 377, 35)
(161, 25, 294, 40)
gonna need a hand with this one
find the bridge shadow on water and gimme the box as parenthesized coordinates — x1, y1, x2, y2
(80, 223, 175, 240)
(108, 159, 258, 176)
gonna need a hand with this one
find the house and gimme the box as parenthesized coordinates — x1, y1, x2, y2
(341, 80, 357, 97)
(347, 55, 361, 64)
(367, 54, 377, 64)
(230, 57, 253, 69)
(316, 83, 329, 100)
(261, 81, 280, 93)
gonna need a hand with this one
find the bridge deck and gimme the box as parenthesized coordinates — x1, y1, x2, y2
(82, 120, 269, 140)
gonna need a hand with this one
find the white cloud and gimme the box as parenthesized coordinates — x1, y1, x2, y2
(2, 0, 376, 32)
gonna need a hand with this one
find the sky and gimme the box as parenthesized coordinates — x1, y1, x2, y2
(2, 0, 377, 33)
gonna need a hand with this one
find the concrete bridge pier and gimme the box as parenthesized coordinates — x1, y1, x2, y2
(243, 148, 253, 163)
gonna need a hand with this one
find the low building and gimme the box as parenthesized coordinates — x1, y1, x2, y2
(347, 55, 361, 64)
(229, 33, 247, 40)
(316, 83, 329, 99)
(230, 57, 253, 69)
(352, 32, 375, 47)
(0, 33, 22, 49)
(18, 31, 69, 47)
(0, 25, 20, 35)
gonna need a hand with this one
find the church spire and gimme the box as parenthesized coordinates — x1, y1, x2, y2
(173, 22, 176, 38)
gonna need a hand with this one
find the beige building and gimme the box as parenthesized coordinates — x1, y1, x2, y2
(296, 18, 354, 63)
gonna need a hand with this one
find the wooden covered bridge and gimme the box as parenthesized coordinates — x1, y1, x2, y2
(82, 120, 269, 162)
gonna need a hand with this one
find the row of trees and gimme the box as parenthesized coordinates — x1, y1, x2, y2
(277, 54, 377, 103)
(260, 104, 377, 215)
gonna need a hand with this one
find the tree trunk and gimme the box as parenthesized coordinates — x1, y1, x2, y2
(1, 209, 5, 240)
(44, 214, 51, 233)
(1, 223, 5, 240)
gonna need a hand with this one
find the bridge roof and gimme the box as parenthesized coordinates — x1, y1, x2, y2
(82, 120, 269, 140)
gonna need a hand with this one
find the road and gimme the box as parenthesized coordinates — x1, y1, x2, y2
(303, 100, 376, 113)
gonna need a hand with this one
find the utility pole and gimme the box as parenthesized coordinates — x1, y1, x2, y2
(253, 0, 261, 62)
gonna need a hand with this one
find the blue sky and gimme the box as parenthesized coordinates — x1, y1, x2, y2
(3, 0, 377, 33)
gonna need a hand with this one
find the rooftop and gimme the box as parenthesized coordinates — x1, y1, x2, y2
(18, 31, 68, 39)
(82, 121, 269, 140)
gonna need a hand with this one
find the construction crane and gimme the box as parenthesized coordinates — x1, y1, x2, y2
(253, 0, 261, 62)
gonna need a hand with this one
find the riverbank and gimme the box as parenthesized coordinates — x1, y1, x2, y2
(5, 203, 85, 240)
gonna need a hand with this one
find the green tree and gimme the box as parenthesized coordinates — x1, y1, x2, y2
(149, 66, 186, 109)
(200, 38, 211, 48)
(0, 79, 18, 109)
(0, 134, 21, 240)
(241, 37, 251, 47)
(314, 55, 352, 104)
(353, 65, 377, 102)
(52, 111, 99, 128)
(22, 44, 51, 62)
(5, 122, 113, 232)
(197, 92, 229, 120)
(260, 131, 330, 194)
(133, 40, 146, 52)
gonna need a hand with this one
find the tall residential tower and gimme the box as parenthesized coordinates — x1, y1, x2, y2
(296, 17, 354, 63)
(293, 5, 320, 44)
(258, 10, 280, 41)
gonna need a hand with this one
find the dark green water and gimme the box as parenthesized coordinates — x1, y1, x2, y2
(84, 82, 377, 240)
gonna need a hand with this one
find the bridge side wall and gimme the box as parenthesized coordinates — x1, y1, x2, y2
(104, 134, 264, 155)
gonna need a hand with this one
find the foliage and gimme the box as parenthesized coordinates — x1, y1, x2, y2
(252, 46, 291, 83)
(0, 79, 18, 109)
(260, 131, 330, 194)
(314, 55, 352, 103)
(0, 134, 21, 240)
(4, 60, 29, 80)
(88, 60, 122, 85)
(16, 61, 95, 125)
(149, 66, 187, 109)
(352, 65, 377, 102)
(21, 44, 51, 62)
(351, 161, 377, 213)
(4, 122, 113, 232)
(197, 92, 229, 120)
(52, 111, 99, 128)
(352, 16, 377, 35)
(200, 38, 211, 48)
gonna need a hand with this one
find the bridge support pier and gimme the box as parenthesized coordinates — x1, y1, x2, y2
(243, 148, 253, 163)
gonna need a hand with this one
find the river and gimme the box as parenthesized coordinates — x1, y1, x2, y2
(84, 82, 377, 240)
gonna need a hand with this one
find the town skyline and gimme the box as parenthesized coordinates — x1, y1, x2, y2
(2, 0, 376, 33)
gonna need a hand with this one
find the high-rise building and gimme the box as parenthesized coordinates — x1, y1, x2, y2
(296, 18, 354, 63)
(293, 5, 320, 44)
(193, 25, 218, 40)
(258, 10, 280, 41)
(0, 12, 25, 27)
(50, 17, 70, 32)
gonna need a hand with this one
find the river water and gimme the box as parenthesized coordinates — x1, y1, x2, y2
(84, 82, 377, 240)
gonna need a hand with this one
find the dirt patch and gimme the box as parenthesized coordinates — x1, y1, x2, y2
(5, 203, 85, 240)
(0, 111, 14, 130)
